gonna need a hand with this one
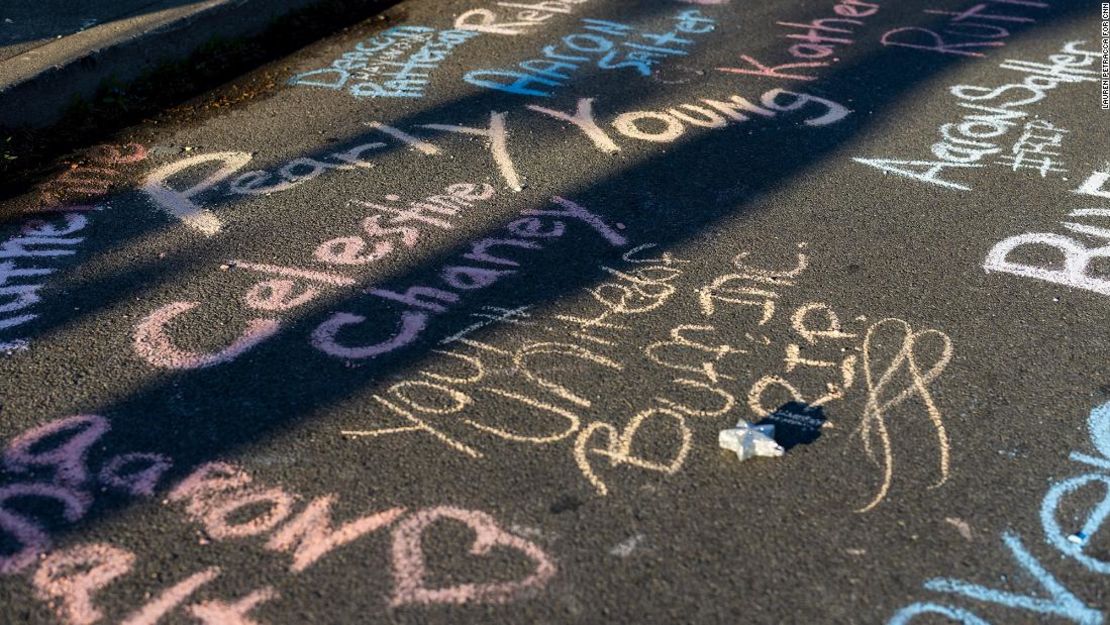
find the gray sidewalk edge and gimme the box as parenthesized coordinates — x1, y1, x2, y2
(0, 0, 332, 129)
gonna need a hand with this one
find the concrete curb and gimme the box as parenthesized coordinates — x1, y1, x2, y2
(0, 0, 338, 129)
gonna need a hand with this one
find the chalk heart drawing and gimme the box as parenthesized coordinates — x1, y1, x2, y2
(390, 506, 556, 606)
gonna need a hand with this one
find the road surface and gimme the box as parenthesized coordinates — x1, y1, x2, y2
(1, 0, 1109, 623)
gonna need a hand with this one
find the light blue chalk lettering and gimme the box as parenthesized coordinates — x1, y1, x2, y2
(1071, 452, 1110, 472)
(924, 531, 1101, 624)
(438, 29, 479, 45)
(580, 18, 634, 38)
(349, 82, 422, 98)
(1070, 402, 1110, 474)
(1088, 401, 1110, 462)
(389, 25, 435, 37)
(888, 602, 991, 625)
(541, 45, 589, 63)
(289, 67, 349, 89)
(519, 59, 578, 80)
(562, 33, 613, 54)
(463, 70, 561, 97)
(1042, 473, 1110, 574)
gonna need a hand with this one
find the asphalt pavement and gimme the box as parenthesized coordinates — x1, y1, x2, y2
(1, 0, 1109, 623)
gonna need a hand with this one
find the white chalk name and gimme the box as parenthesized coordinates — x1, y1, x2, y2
(854, 40, 1100, 190)
(141, 90, 850, 236)
(984, 165, 1110, 296)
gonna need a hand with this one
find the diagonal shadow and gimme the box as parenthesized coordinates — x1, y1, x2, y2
(0, 0, 755, 353)
(0, 0, 408, 210)
(0, 1, 206, 53)
(0, 0, 1096, 565)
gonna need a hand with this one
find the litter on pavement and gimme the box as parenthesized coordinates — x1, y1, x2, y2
(719, 419, 784, 462)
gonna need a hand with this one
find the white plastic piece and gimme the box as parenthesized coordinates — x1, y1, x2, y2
(1068, 532, 1089, 545)
(718, 420, 784, 461)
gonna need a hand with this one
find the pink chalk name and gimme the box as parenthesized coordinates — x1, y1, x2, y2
(314, 196, 627, 360)
(0, 415, 556, 624)
(717, 0, 882, 82)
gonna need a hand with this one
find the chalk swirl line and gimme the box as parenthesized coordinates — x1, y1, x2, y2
(855, 318, 953, 512)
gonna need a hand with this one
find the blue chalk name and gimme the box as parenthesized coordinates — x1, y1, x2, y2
(290, 26, 478, 99)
